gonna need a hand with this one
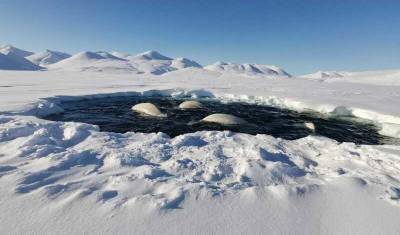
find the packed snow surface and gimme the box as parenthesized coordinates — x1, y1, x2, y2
(0, 57, 400, 233)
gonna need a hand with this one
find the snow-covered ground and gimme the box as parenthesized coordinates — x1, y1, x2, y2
(0, 64, 400, 234)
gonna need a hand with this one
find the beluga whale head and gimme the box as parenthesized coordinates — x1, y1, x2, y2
(304, 122, 316, 132)
(179, 100, 204, 109)
(131, 103, 166, 117)
(201, 113, 247, 125)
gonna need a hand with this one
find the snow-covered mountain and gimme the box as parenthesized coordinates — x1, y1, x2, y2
(0, 50, 42, 71)
(171, 57, 202, 69)
(26, 50, 71, 66)
(0, 45, 293, 77)
(300, 71, 352, 80)
(110, 51, 131, 59)
(204, 61, 291, 77)
(48, 51, 138, 73)
(48, 50, 202, 74)
(127, 51, 203, 75)
(0, 44, 34, 58)
(131, 50, 172, 61)
(94, 51, 127, 60)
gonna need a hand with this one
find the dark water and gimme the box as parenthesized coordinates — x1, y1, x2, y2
(44, 96, 397, 145)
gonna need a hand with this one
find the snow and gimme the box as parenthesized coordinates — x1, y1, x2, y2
(26, 50, 71, 66)
(0, 54, 400, 233)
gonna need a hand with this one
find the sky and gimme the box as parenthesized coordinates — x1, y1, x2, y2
(0, 0, 399, 75)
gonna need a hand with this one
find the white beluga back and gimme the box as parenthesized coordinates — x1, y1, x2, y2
(131, 103, 165, 117)
(201, 114, 247, 125)
(304, 122, 316, 132)
(179, 100, 204, 109)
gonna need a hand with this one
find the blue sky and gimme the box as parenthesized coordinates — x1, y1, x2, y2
(1, 0, 399, 74)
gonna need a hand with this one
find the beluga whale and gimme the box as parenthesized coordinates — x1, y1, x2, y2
(179, 100, 204, 109)
(304, 122, 316, 132)
(131, 103, 166, 117)
(201, 113, 247, 125)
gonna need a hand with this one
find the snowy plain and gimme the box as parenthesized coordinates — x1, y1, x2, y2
(0, 47, 400, 234)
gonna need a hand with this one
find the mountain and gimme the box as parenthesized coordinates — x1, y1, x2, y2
(0, 45, 292, 77)
(0, 51, 42, 71)
(131, 50, 173, 61)
(26, 50, 71, 66)
(48, 51, 139, 73)
(204, 61, 291, 77)
(171, 57, 202, 69)
(94, 51, 127, 61)
(128, 51, 202, 75)
(300, 71, 352, 80)
(0, 44, 34, 58)
(110, 51, 131, 59)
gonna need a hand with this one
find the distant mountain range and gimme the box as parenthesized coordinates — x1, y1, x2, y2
(0, 44, 291, 77)
(300, 71, 353, 80)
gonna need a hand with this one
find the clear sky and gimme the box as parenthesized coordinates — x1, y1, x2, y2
(1, 0, 399, 75)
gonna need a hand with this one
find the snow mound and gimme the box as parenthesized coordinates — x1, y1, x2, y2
(0, 44, 34, 57)
(26, 49, 71, 66)
(0, 51, 42, 71)
(205, 61, 291, 78)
